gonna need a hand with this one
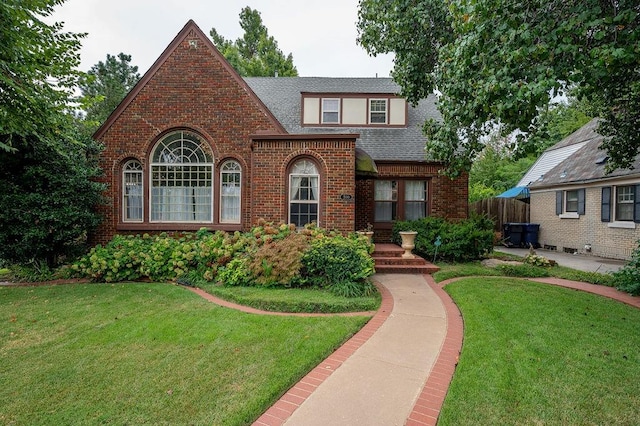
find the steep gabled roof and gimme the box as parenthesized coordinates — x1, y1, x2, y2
(528, 119, 640, 189)
(244, 77, 441, 162)
(94, 20, 285, 140)
(518, 118, 601, 187)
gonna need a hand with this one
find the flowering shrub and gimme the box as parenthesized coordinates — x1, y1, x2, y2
(72, 222, 376, 296)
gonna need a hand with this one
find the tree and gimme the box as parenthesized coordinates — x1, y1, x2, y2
(0, 123, 105, 267)
(210, 7, 298, 77)
(357, 0, 640, 176)
(0, 1, 105, 267)
(0, 0, 84, 152)
(522, 97, 593, 158)
(78, 53, 140, 130)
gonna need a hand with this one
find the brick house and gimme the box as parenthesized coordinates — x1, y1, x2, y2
(91, 20, 468, 245)
(525, 119, 640, 260)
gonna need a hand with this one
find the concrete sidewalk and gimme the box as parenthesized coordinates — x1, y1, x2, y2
(255, 273, 453, 426)
(494, 246, 626, 274)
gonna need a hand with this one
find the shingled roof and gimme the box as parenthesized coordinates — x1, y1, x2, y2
(244, 77, 441, 162)
(529, 118, 640, 189)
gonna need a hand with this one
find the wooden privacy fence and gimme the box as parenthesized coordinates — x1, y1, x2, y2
(469, 198, 530, 232)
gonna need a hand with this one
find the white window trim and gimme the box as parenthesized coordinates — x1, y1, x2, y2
(288, 159, 320, 227)
(608, 221, 636, 229)
(321, 98, 340, 124)
(122, 160, 143, 222)
(149, 131, 214, 223)
(220, 160, 242, 224)
(369, 98, 388, 124)
(614, 185, 635, 222)
(559, 212, 580, 219)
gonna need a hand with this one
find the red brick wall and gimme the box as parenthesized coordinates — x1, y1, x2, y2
(251, 137, 356, 233)
(92, 27, 281, 245)
(356, 162, 468, 242)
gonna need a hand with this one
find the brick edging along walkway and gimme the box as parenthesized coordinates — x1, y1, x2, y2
(252, 281, 393, 425)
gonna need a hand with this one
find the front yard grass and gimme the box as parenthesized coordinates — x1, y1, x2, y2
(198, 282, 380, 313)
(0, 283, 370, 425)
(433, 259, 615, 286)
(439, 277, 640, 425)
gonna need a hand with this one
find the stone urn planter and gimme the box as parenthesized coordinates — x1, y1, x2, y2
(357, 230, 374, 244)
(399, 231, 418, 259)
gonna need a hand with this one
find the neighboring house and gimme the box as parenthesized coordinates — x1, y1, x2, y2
(527, 118, 640, 260)
(91, 20, 468, 245)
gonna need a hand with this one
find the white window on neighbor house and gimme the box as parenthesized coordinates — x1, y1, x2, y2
(565, 190, 579, 212)
(150, 131, 213, 223)
(615, 185, 635, 221)
(220, 160, 241, 223)
(321, 98, 340, 124)
(289, 159, 320, 227)
(369, 99, 387, 124)
(122, 160, 143, 222)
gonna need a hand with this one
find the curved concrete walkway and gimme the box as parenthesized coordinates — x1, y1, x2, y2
(254, 273, 463, 426)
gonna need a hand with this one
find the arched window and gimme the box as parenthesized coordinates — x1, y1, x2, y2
(150, 131, 213, 222)
(289, 159, 319, 227)
(123, 160, 143, 222)
(220, 160, 241, 223)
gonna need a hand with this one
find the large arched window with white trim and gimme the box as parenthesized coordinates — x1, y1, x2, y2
(122, 160, 143, 222)
(150, 131, 213, 222)
(220, 160, 241, 223)
(289, 159, 319, 227)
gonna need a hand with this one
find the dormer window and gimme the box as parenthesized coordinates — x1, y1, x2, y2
(322, 98, 340, 124)
(369, 99, 387, 124)
(302, 94, 406, 127)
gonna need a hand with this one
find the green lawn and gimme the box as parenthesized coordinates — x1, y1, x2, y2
(0, 283, 369, 425)
(199, 282, 380, 313)
(439, 277, 640, 425)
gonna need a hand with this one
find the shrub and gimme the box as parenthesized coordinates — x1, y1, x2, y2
(392, 214, 494, 262)
(300, 235, 375, 297)
(73, 230, 239, 283)
(612, 241, 640, 295)
(72, 223, 376, 297)
(247, 233, 308, 287)
(0, 138, 104, 267)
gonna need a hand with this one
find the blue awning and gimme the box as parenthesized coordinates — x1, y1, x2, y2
(496, 186, 530, 199)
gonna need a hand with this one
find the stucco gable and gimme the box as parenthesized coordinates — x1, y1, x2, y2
(93, 20, 285, 141)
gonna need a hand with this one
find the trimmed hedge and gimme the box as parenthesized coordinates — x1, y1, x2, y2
(392, 215, 494, 262)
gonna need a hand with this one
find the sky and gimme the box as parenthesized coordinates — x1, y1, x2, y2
(50, 0, 395, 78)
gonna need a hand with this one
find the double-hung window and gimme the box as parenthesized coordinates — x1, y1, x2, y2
(289, 159, 319, 227)
(374, 181, 397, 221)
(369, 99, 387, 124)
(556, 189, 585, 217)
(615, 185, 634, 221)
(321, 98, 340, 124)
(404, 181, 428, 220)
(565, 190, 579, 212)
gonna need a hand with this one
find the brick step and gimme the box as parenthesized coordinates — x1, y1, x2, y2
(371, 243, 440, 274)
(374, 263, 440, 274)
(374, 256, 428, 266)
